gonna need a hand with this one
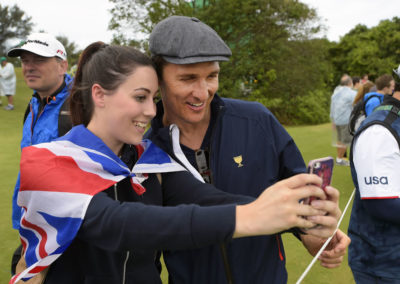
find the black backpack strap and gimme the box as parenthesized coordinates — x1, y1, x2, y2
(374, 105, 400, 125)
(22, 103, 30, 125)
(365, 94, 378, 103)
(350, 105, 400, 164)
(364, 94, 382, 105)
(58, 98, 73, 136)
(348, 95, 384, 136)
(364, 94, 383, 112)
(364, 105, 400, 148)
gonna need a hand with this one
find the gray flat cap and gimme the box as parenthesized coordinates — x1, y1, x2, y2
(149, 16, 232, 64)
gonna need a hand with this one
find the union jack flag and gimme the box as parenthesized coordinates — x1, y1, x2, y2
(10, 125, 185, 283)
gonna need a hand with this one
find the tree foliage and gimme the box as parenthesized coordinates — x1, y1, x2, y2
(330, 17, 400, 83)
(107, 0, 400, 124)
(0, 4, 33, 56)
(108, 0, 334, 124)
(56, 36, 81, 67)
(0, 5, 80, 70)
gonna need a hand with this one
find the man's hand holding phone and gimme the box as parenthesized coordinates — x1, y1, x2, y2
(303, 157, 334, 205)
(301, 157, 340, 235)
(299, 157, 350, 268)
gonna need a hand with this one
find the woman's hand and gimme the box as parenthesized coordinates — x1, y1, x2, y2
(234, 173, 335, 238)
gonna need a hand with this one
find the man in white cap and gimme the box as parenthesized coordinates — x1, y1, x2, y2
(146, 16, 350, 284)
(7, 33, 73, 274)
(0, 56, 16, 110)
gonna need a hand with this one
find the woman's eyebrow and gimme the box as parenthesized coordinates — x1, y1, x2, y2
(134, 87, 151, 93)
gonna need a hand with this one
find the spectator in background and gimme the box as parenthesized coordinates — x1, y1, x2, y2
(0, 60, 5, 104)
(360, 74, 369, 84)
(352, 76, 361, 91)
(353, 81, 375, 106)
(348, 67, 400, 283)
(7, 32, 72, 274)
(0, 56, 16, 110)
(7, 32, 72, 230)
(330, 74, 356, 166)
(363, 74, 394, 116)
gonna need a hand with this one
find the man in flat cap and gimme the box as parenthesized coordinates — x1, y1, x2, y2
(146, 16, 350, 283)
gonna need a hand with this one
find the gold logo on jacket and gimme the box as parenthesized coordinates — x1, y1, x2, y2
(233, 155, 243, 167)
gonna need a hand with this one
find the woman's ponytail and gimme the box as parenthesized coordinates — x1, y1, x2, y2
(69, 41, 107, 126)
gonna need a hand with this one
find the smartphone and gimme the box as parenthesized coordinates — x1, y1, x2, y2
(304, 156, 334, 204)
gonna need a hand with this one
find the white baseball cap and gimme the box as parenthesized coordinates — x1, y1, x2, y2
(7, 33, 67, 60)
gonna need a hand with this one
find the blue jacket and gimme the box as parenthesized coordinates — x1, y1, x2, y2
(349, 95, 400, 278)
(364, 91, 384, 116)
(146, 95, 306, 284)
(12, 74, 73, 229)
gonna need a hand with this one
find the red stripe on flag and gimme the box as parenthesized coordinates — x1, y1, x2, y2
(20, 237, 27, 256)
(21, 217, 48, 259)
(9, 273, 21, 284)
(130, 179, 146, 195)
(29, 265, 48, 273)
(20, 146, 117, 195)
(135, 144, 145, 158)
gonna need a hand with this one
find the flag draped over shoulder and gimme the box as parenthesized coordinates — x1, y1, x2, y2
(10, 125, 186, 284)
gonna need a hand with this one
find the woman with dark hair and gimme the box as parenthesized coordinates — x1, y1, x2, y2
(12, 42, 340, 284)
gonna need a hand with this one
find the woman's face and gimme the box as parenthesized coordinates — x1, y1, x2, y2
(89, 66, 158, 155)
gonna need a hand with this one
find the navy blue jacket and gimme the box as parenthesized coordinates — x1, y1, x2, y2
(44, 144, 252, 284)
(348, 95, 400, 279)
(146, 95, 306, 284)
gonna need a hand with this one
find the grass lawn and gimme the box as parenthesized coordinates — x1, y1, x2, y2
(283, 124, 355, 284)
(0, 68, 355, 283)
(0, 67, 32, 282)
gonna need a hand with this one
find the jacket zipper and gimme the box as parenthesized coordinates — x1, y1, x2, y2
(167, 103, 234, 283)
(209, 105, 234, 284)
(114, 183, 130, 284)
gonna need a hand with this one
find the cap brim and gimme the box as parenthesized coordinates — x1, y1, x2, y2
(162, 55, 230, 64)
(7, 48, 24, 57)
(7, 45, 61, 59)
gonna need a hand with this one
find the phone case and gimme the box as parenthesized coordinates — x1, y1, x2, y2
(304, 156, 334, 204)
(307, 156, 334, 190)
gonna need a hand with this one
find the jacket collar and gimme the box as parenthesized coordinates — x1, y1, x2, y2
(32, 74, 71, 106)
